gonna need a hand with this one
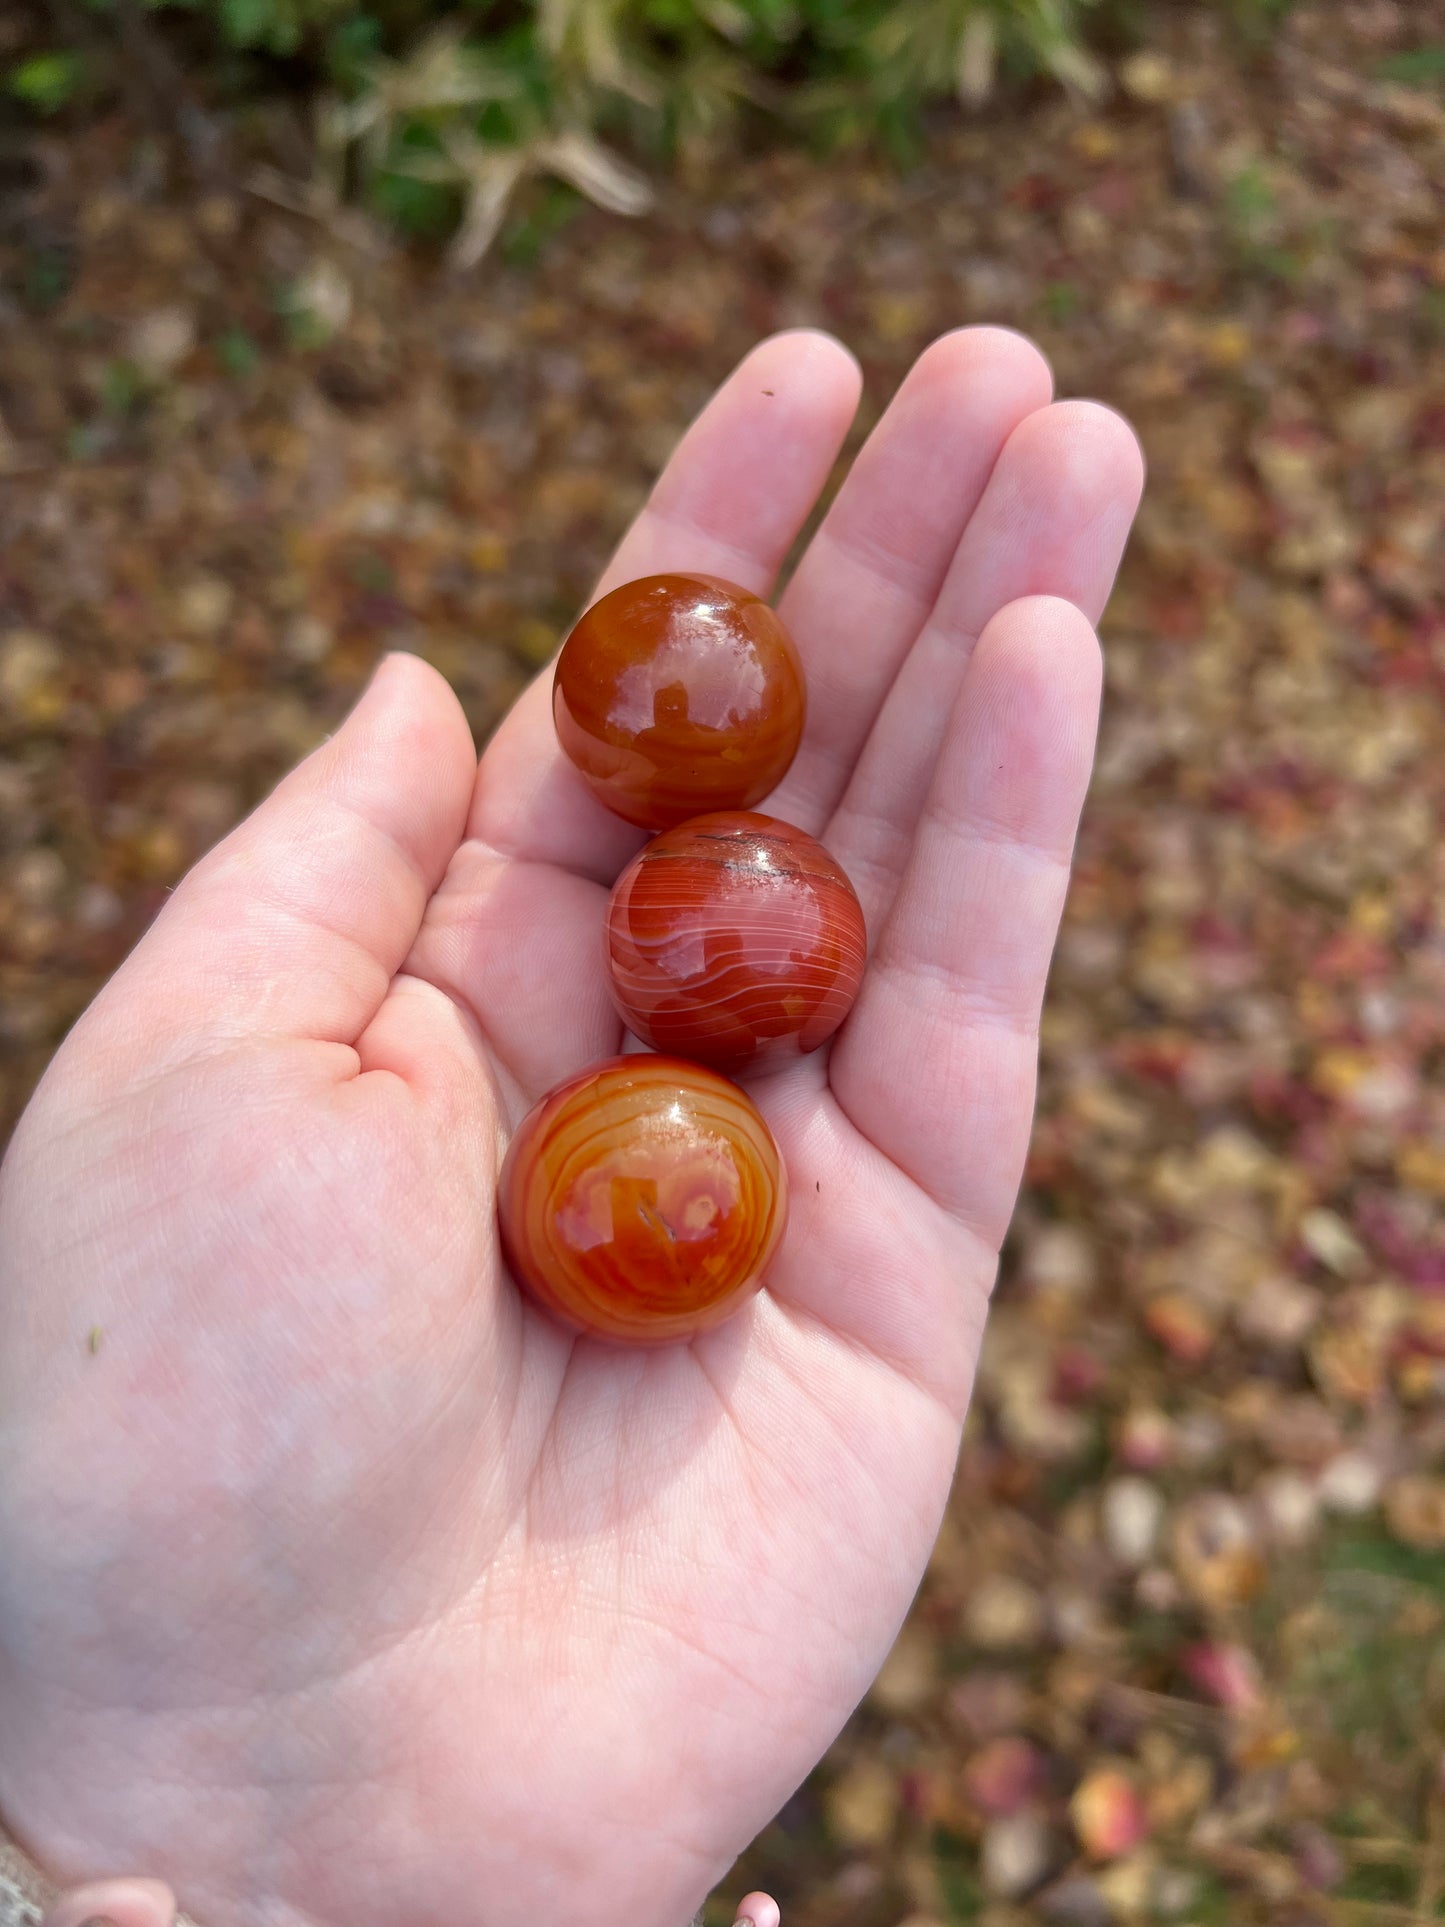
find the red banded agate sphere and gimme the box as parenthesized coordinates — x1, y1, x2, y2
(498, 1055, 788, 1344)
(553, 573, 805, 831)
(605, 811, 866, 1074)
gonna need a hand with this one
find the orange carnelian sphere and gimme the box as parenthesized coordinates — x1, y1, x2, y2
(498, 1055, 788, 1344)
(553, 573, 806, 830)
(606, 811, 866, 1074)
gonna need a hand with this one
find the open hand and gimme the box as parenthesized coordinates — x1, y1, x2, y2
(0, 328, 1141, 1927)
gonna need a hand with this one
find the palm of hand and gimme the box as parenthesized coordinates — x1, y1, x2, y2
(0, 330, 1140, 1927)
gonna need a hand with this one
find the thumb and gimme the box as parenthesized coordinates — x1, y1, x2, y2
(733, 1896, 781, 1927)
(96, 652, 476, 1054)
(41, 1877, 177, 1927)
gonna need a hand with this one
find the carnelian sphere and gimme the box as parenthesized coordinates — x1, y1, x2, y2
(498, 1054, 788, 1344)
(553, 573, 806, 830)
(606, 811, 866, 1074)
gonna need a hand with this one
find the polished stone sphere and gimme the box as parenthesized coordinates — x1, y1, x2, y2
(605, 811, 866, 1074)
(553, 574, 805, 830)
(497, 1055, 788, 1344)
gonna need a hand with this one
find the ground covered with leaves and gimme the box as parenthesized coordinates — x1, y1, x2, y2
(3, 2, 1445, 1922)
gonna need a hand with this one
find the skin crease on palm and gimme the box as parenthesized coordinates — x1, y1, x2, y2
(0, 327, 1142, 1927)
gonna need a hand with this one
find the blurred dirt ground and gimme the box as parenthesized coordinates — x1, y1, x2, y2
(3, 2, 1445, 1922)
